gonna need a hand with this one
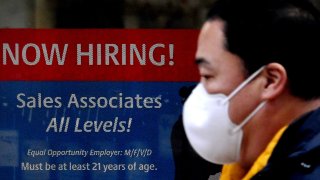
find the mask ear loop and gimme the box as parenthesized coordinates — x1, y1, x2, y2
(230, 101, 266, 134)
(222, 66, 265, 105)
(218, 66, 266, 135)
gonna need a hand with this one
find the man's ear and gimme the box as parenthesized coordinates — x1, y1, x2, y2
(261, 63, 287, 100)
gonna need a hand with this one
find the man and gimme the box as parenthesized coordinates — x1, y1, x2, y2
(183, 0, 320, 179)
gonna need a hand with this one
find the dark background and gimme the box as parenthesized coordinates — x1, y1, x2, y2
(0, 0, 214, 29)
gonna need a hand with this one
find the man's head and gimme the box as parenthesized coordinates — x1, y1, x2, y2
(194, 0, 320, 168)
(203, 0, 320, 100)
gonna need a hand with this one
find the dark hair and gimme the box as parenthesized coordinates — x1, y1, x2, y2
(207, 0, 320, 100)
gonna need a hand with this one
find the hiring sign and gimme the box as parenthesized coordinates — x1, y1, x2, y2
(0, 29, 198, 179)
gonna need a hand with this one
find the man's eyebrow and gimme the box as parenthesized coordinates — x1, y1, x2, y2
(195, 58, 210, 65)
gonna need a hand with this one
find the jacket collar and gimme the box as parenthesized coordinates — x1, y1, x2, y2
(269, 108, 320, 162)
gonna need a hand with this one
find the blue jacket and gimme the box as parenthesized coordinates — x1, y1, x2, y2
(252, 108, 320, 179)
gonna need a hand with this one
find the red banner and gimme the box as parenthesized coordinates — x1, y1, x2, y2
(0, 29, 199, 81)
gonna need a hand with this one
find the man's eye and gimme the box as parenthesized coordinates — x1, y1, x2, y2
(201, 75, 213, 80)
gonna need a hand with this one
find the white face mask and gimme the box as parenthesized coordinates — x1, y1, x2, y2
(182, 67, 266, 164)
